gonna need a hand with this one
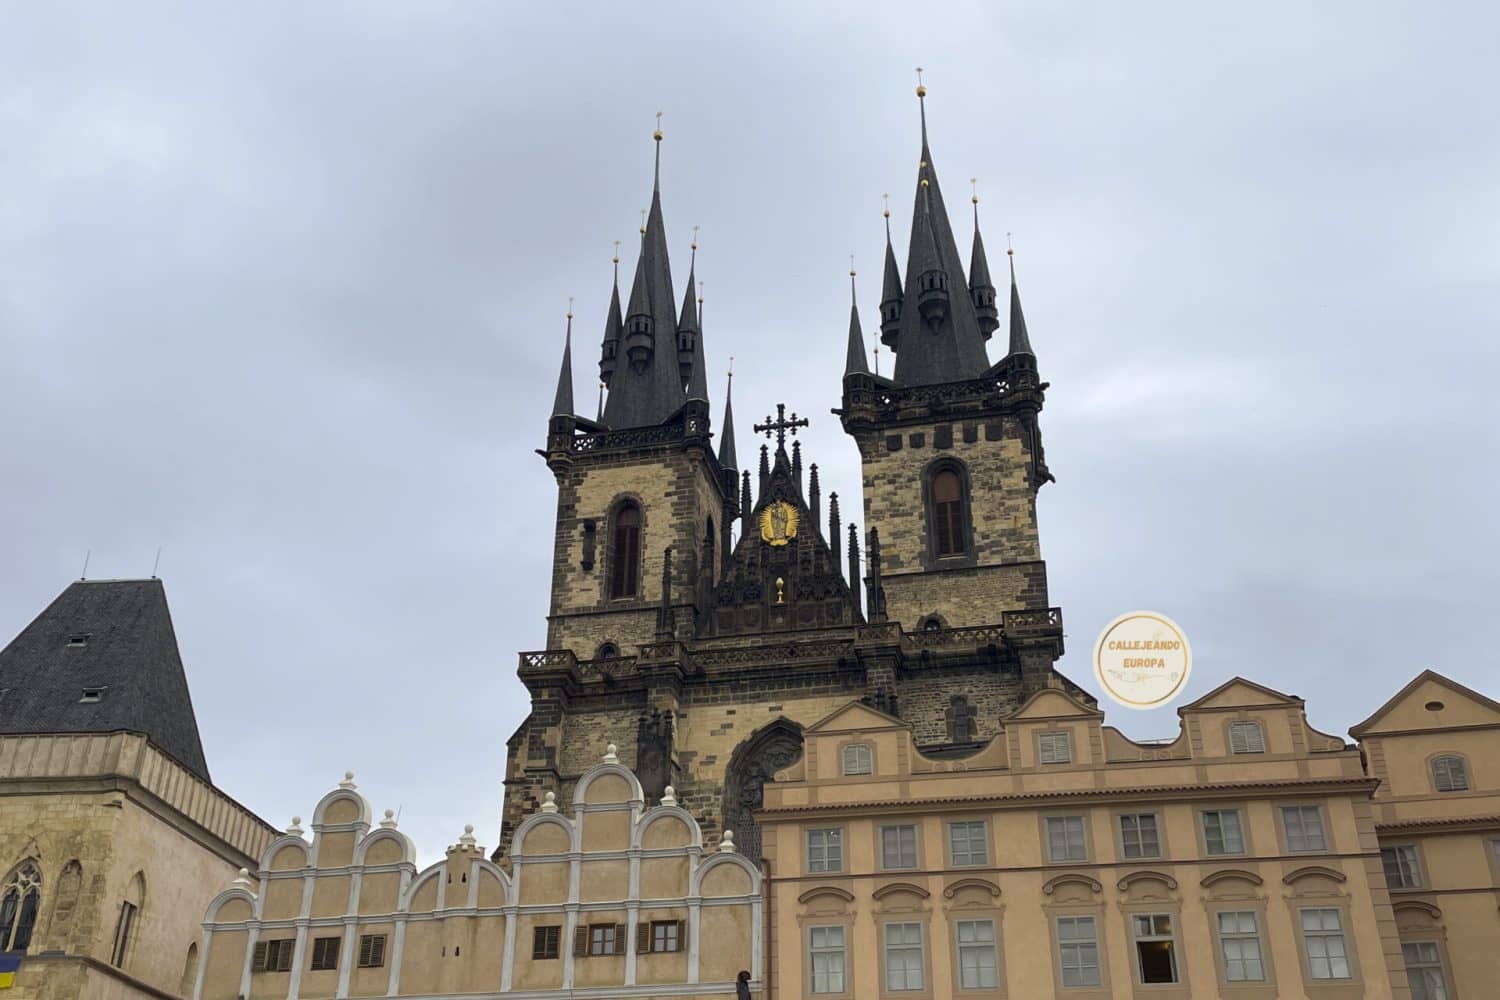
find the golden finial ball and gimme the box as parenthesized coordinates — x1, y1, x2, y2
(916, 85, 927, 98)
(1007, 247, 1014, 256)
(972, 195, 979, 204)
(653, 129, 663, 141)
(920, 178, 930, 188)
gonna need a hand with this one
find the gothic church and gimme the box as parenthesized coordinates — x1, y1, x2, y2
(503, 87, 1087, 862)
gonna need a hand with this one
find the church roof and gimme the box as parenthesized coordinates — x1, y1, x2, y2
(0, 579, 211, 780)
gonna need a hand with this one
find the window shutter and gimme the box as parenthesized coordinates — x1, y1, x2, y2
(677, 919, 688, 952)
(252, 941, 268, 971)
(277, 941, 294, 972)
(574, 924, 589, 957)
(614, 924, 627, 954)
(637, 921, 652, 954)
(372, 934, 385, 967)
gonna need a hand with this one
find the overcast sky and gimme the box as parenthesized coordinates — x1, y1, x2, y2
(3, 2, 1497, 865)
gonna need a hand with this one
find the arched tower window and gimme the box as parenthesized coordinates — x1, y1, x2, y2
(931, 467, 967, 558)
(948, 696, 977, 743)
(110, 872, 144, 969)
(611, 503, 642, 598)
(0, 861, 42, 952)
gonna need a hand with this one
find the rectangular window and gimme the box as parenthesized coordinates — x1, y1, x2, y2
(1382, 845, 1422, 889)
(1282, 805, 1327, 852)
(1045, 816, 1087, 862)
(532, 925, 560, 960)
(589, 923, 620, 956)
(80, 688, 105, 703)
(956, 919, 999, 989)
(1038, 730, 1073, 764)
(808, 828, 843, 873)
(809, 925, 846, 994)
(110, 901, 137, 968)
(1229, 720, 1266, 754)
(1132, 913, 1178, 984)
(650, 920, 682, 954)
(1432, 756, 1469, 792)
(1217, 911, 1265, 982)
(1056, 916, 1101, 988)
(881, 825, 918, 869)
(842, 744, 873, 776)
(883, 922, 925, 992)
(1402, 941, 1449, 1000)
(358, 933, 387, 968)
(1119, 813, 1161, 859)
(1202, 809, 1245, 855)
(948, 821, 988, 867)
(1301, 908, 1351, 980)
(310, 936, 340, 972)
(253, 938, 296, 972)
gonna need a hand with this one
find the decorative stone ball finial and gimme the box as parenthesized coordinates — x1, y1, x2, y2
(541, 791, 559, 813)
(460, 823, 477, 847)
(661, 785, 676, 807)
(287, 816, 304, 836)
(380, 809, 398, 829)
(232, 867, 253, 887)
(719, 829, 736, 853)
(604, 743, 619, 764)
(339, 770, 357, 790)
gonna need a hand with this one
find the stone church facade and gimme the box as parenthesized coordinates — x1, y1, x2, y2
(502, 88, 1081, 867)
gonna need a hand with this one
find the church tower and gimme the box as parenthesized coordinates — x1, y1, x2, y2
(839, 80, 1055, 651)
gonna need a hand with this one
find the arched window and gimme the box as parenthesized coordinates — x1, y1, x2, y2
(932, 468, 966, 558)
(596, 641, 619, 660)
(0, 861, 42, 952)
(179, 942, 200, 996)
(110, 872, 144, 969)
(1431, 755, 1469, 793)
(611, 503, 641, 598)
(948, 696, 977, 743)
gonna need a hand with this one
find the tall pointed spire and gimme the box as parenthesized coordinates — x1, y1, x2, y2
(968, 180, 999, 338)
(551, 306, 575, 417)
(891, 74, 991, 386)
(603, 118, 688, 429)
(879, 195, 903, 349)
(1007, 244, 1034, 357)
(717, 369, 738, 470)
(678, 230, 700, 386)
(599, 243, 623, 385)
(844, 261, 871, 377)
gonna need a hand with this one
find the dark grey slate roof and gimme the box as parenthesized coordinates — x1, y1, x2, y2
(0, 579, 211, 780)
(845, 272, 870, 377)
(717, 373, 738, 470)
(551, 313, 575, 417)
(1008, 251, 1034, 357)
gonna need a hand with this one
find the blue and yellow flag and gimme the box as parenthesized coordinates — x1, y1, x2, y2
(0, 952, 23, 989)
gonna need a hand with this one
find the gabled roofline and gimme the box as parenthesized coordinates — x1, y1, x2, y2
(1179, 676, 1301, 714)
(1005, 685, 1104, 721)
(804, 698, 909, 734)
(1349, 668, 1500, 737)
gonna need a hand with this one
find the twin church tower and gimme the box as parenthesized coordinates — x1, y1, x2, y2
(507, 85, 1084, 860)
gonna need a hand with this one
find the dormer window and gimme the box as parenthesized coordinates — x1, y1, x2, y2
(66, 633, 91, 647)
(1432, 755, 1469, 792)
(80, 688, 105, 703)
(841, 744, 872, 776)
(1229, 721, 1266, 755)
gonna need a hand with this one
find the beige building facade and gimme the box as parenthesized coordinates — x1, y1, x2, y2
(193, 749, 762, 999)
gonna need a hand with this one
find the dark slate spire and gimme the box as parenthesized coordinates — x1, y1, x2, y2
(685, 276, 709, 402)
(968, 185, 999, 338)
(1007, 247, 1034, 357)
(551, 308, 576, 417)
(844, 265, 871, 377)
(0, 580, 211, 780)
(717, 371, 738, 470)
(602, 125, 687, 429)
(599, 244, 623, 385)
(891, 79, 991, 386)
(677, 233, 700, 387)
(879, 199, 904, 349)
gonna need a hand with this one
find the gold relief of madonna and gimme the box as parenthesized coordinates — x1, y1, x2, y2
(758, 501, 799, 546)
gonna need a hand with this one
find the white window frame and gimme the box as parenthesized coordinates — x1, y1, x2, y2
(1038, 730, 1073, 764)
(1056, 915, 1101, 988)
(1045, 815, 1087, 862)
(1119, 813, 1161, 859)
(948, 820, 988, 867)
(1402, 941, 1449, 1000)
(1216, 910, 1265, 982)
(1202, 809, 1245, 855)
(1300, 908, 1351, 980)
(1382, 845, 1422, 889)
(841, 743, 873, 776)
(809, 925, 847, 995)
(956, 919, 999, 990)
(1130, 913, 1180, 985)
(881, 825, 918, 870)
(1281, 805, 1328, 852)
(1229, 720, 1266, 754)
(883, 922, 925, 992)
(807, 827, 843, 874)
